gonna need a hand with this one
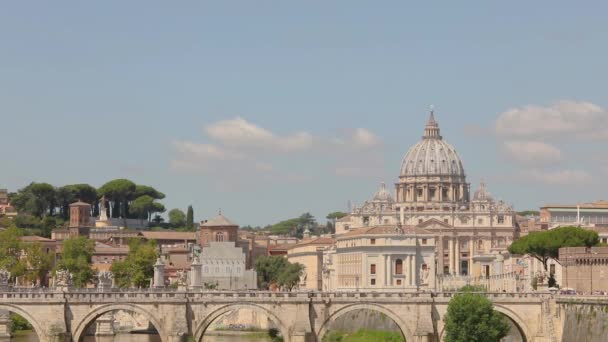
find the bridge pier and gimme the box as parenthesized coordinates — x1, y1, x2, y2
(0, 310, 11, 342)
(93, 312, 114, 336)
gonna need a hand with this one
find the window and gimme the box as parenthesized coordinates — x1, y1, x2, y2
(370, 264, 376, 274)
(550, 264, 556, 276)
(418, 219, 423, 224)
(396, 279, 402, 285)
(422, 238, 427, 245)
(498, 215, 505, 224)
(370, 238, 376, 245)
(371, 279, 376, 285)
(204, 266, 208, 273)
(444, 219, 448, 224)
(395, 259, 403, 275)
(478, 218, 483, 224)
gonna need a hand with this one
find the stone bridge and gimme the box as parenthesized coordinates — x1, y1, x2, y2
(0, 289, 583, 342)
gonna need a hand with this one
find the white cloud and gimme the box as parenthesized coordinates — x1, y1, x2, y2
(171, 141, 243, 161)
(170, 117, 386, 186)
(495, 100, 608, 140)
(205, 117, 313, 152)
(502, 140, 562, 165)
(332, 128, 382, 149)
(519, 169, 592, 185)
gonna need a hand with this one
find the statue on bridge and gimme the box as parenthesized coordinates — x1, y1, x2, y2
(0, 269, 10, 290)
(97, 271, 114, 289)
(54, 269, 73, 289)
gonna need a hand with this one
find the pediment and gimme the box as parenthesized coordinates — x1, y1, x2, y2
(417, 218, 452, 230)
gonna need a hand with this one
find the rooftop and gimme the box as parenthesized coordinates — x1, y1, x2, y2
(339, 224, 432, 238)
(200, 213, 238, 227)
(542, 200, 608, 209)
(140, 231, 196, 241)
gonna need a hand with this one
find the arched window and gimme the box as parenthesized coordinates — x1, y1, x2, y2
(215, 232, 224, 242)
(395, 259, 403, 275)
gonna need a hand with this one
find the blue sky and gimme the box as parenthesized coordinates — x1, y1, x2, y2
(1, 2, 607, 226)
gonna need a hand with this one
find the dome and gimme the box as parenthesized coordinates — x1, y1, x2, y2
(399, 110, 466, 178)
(473, 181, 493, 201)
(372, 182, 393, 203)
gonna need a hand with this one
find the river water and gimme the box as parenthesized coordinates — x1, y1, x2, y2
(13, 332, 272, 342)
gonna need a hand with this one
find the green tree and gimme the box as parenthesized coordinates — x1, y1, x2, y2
(11, 182, 56, 218)
(508, 226, 599, 271)
(443, 292, 510, 342)
(55, 236, 95, 287)
(186, 205, 194, 230)
(255, 256, 304, 290)
(98, 179, 136, 218)
(168, 208, 186, 228)
(111, 239, 158, 288)
(23, 242, 53, 287)
(255, 256, 290, 289)
(0, 227, 27, 281)
(133, 185, 165, 200)
(277, 262, 304, 291)
(269, 213, 318, 238)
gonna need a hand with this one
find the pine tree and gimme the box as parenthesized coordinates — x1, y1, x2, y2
(186, 205, 194, 231)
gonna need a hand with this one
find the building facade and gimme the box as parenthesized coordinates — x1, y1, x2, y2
(335, 110, 518, 278)
(196, 241, 257, 290)
(560, 246, 608, 294)
(540, 200, 608, 228)
(323, 225, 436, 291)
(286, 237, 334, 291)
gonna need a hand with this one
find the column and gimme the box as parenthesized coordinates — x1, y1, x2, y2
(438, 235, 444, 276)
(469, 238, 474, 276)
(153, 257, 165, 288)
(400, 207, 405, 225)
(448, 238, 454, 275)
(386, 255, 391, 287)
(438, 185, 443, 202)
(406, 255, 412, 286)
(455, 238, 460, 276)
(410, 255, 416, 286)
(380, 254, 386, 287)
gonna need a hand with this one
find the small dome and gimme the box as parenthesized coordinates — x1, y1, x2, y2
(473, 181, 493, 201)
(372, 182, 393, 203)
(399, 110, 465, 178)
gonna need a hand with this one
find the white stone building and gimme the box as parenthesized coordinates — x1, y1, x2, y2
(191, 241, 257, 290)
(323, 225, 436, 291)
(336, 110, 518, 278)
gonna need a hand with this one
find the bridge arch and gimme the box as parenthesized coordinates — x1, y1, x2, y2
(0, 304, 46, 342)
(72, 303, 165, 342)
(193, 303, 289, 342)
(316, 303, 414, 342)
(438, 304, 530, 342)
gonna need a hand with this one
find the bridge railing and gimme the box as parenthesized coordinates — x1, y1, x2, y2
(0, 287, 570, 301)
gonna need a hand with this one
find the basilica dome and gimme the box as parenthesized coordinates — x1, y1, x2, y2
(399, 111, 466, 178)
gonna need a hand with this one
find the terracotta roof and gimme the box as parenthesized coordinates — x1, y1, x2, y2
(200, 213, 238, 227)
(20, 235, 56, 243)
(292, 237, 335, 247)
(339, 225, 432, 238)
(268, 243, 292, 251)
(70, 201, 91, 207)
(141, 231, 196, 241)
(542, 200, 608, 209)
